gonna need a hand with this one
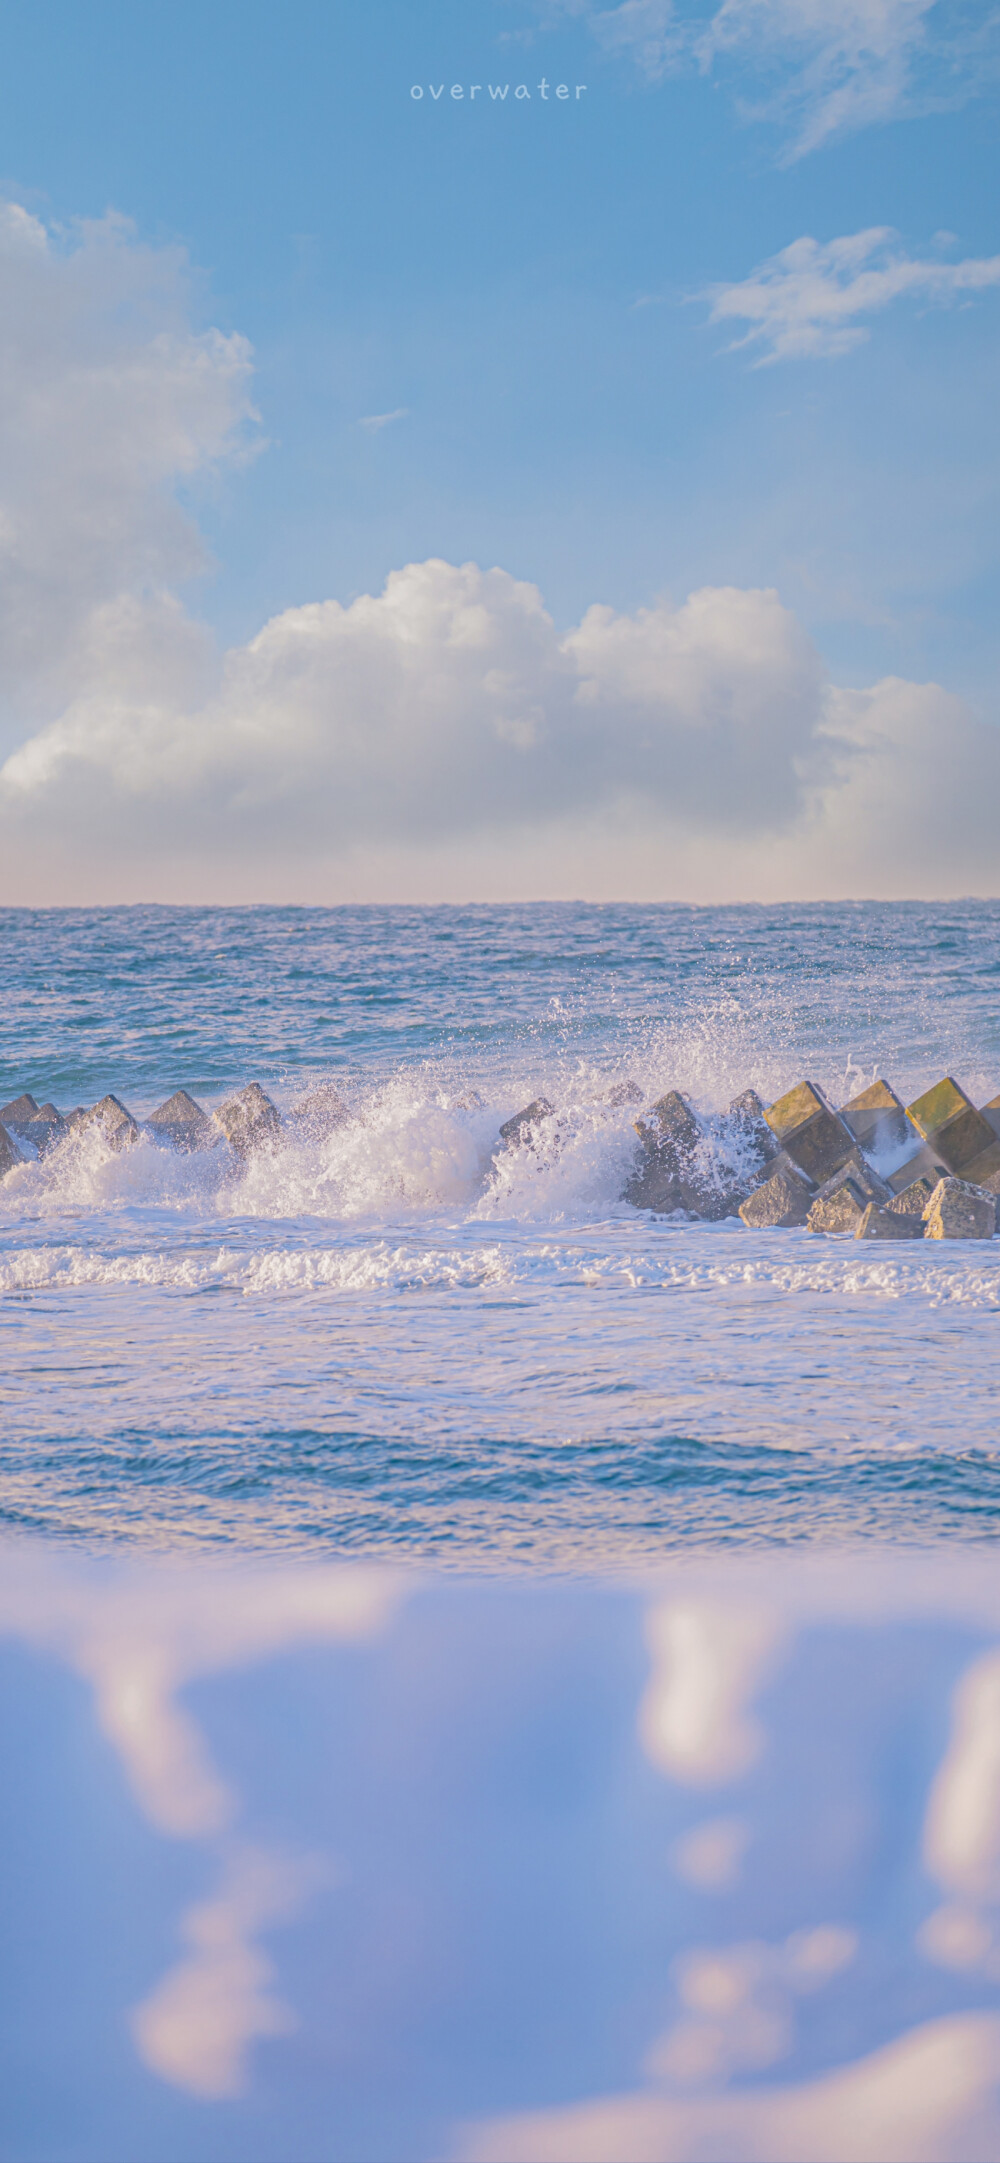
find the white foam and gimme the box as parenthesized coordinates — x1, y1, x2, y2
(2, 1229, 1000, 1305)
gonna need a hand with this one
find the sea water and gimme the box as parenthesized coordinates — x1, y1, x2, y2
(3, 897, 1000, 1565)
(6, 900, 1000, 2160)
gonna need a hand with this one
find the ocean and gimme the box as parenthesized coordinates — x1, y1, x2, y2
(2, 897, 1000, 1564)
(5, 900, 1000, 2160)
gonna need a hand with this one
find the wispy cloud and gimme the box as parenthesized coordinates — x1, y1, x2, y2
(705, 227, 1000, 362)
(696, 0, 942, 156)
(584, 0, 682, 79)
(558, 0, 998, 155)
(358, 406, 410, 431)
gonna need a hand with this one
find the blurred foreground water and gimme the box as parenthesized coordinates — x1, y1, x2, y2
(5, 1545, 1000, 2163)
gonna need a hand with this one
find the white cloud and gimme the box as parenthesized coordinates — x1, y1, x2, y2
(924, 1649, 1000, 1903)
(0, 559, 834, 868)
(639, 1599, 785, 1785)
(919, 1647, 1000, 1987)
(565, 0, 995, 155)
(0, 1554, 401, 1835)
(706, 227, 1000, 362)
(643, 1925, 857, 2090)
(359, 406, 410, 430)
(459, 2010, 1000, 2160)
(0, 1553, 402, 2099)
(3, 552, 1000, 903)
(131, 1845, 325, 2099)
(2, 195, 1000, 907)
(583, 0, 682, 78)
(0, 198, 258, 739)
(697, 0, 941, 154)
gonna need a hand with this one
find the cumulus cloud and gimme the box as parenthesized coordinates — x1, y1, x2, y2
(3, 546, 1000, 904)
(0, 554, 834, 865)
(1, 195, 999, 905)
(706, 227, 1000, 362)
(0, 197, 258, 740)
(561, 0, 995, 155)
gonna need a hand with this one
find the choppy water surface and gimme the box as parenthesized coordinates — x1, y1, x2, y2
(3, 899, 1000, 1563)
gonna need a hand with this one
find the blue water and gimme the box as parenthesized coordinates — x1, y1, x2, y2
(3, 899, 1000, 1563)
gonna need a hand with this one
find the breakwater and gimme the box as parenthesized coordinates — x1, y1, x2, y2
(4, 1068, 1000, 1240)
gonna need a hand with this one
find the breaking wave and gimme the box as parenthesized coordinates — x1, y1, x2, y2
(0, 1056, 891, 1230)
(0, 1072, 675, 1225)
(3, 1231, 1000, 1308)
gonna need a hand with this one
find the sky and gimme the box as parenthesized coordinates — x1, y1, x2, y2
(0, 0, 998, 903)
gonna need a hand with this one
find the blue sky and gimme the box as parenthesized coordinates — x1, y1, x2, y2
(0, 0, 998, 901)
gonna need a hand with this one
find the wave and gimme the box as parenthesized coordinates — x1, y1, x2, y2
(0, 1046, 997, 1235)
(0, 1074, 659, 1225)
(3, 1232, 1000, 1305)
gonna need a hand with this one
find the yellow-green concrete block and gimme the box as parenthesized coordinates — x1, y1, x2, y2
(906, 1076, 970, 1141)
(765, 1080, 827, 1141)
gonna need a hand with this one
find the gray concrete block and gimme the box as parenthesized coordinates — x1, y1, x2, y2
(148, 1090, 215, 1152)
(906, 1076, 999, 1179)
(855, 1204, 925, 1241)
(885, 1142, 949, 1195)
(980, 1093, 1000, 1141)
(923, 1176, 995, 1240)
(765, 1078, 856, 1187)
(729, 1088, 778, 1166)
(0, 1093, 39, 1124)
(288, 1083, 351, 1143)
(739, 1162, 812, 1229)
(214, 1084, 282, 1161)
(75, 1094, 139, 1152)
(634, 1090, 702, 1157)
(499, 1098, 554, 1148)
(808, 1157, 890, 1236)
(839, 1078, 912, 1158)
(0, 1122, 24, 1177)
(886, 1177, 936, 1217)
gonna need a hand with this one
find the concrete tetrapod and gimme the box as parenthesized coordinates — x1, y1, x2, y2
(148, 1091, 215, 1152)
(0, 1093, 39, 1125)
(498, 1099, 555, 1150)
(627, 1090, 751, 1219)
(288, 1083, 351, 1143)
(808, 1158, 891, 1236)
(0, 1122, 24, 1177)
(839, 1078, 913, 1159)
(729, 1089, 779, 1168)
(70, 1095, 139, 1152)
(739, 1160, 813, 1229)
(2, 1098, 67, 1157)
(765, 1080, 857, 1187)
(855, 1204, 925, 1241)
(886, 1176, 936, 1217)
(213, 1084, 282, 1161)
(922, 1176, 996, 1240)
(906, 1076, 1000, 1189)
(626, 1090, 699, 1214)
